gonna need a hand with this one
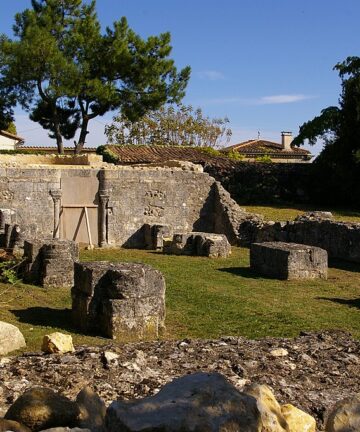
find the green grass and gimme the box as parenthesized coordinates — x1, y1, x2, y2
(1, 247, 360, 352)
(242, 204, 360, 223)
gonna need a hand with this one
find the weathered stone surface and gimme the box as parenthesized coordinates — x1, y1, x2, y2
(245, 384, 288, 432)
(281, 404, 316, 432)
(144, 224, 171, 250)
(250, 242, 328, 280)
(76, 386, 106, 432)
(325, 395, 360, 432)
(41, 333, 75, 354)
(4, 387, 81, 432)
(0, 164, 253, 250)
(106, 372, 261, 432)
(72, 261, 166, 339)
(295, 211, 334, 222)
(39, 428, 90, 432)
(164, 231, 231, 257)
(23, 239, 79, 288)
(0, 418, 31, 432)
(0, 321, 26, 355)
(255, 216, 360, 264)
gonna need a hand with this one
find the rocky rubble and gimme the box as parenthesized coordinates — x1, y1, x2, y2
(0, 330, 360, 431)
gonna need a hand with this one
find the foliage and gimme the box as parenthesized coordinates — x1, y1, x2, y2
(0, 260, 20, 284)
(293, 56, 360, 206)
(5, 122, 17, 135)
(96, 145, 119, 164)
(0, 0, 190, 154)
(254, 155, 272, 163)
(105, 104, 232, 148)
(226, 149, 244, 161)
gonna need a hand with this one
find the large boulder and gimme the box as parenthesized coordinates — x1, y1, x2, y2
(0, 321, 26, 355)
(4, 387, 81, 432)
(245, 384, 288, 432)
(106, 372, 261, 432)
(281, 404, 316, 432)
(76, 386, 106, 432)
(325, 394, 360, 431)
(0, 419, 31, 432)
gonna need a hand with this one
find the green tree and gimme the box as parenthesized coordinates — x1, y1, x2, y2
(292, 56, 360, 205)
(0, 0, 190, 154)
(105, 104, 232, 148)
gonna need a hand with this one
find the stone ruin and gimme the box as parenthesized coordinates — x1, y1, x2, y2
(71, 261, 166, 339)
(164, 232, 231, 258)
(22, 238, 79, 288)
(250, 241, 328, 280)
(253, 211, 360, 263)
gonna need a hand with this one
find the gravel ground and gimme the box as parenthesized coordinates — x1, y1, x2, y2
(1, 330, 359, 430)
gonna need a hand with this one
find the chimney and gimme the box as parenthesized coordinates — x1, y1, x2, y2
(281, 131, 293, 151)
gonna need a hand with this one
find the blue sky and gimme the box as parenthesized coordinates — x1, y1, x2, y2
(1, 0, 359, 155)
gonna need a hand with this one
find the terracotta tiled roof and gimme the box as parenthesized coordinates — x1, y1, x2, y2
(106, 145, 234, 167)
(221, 139, 311, 157)
(18, 146, 97, 153)
(0, 130, 25, 143)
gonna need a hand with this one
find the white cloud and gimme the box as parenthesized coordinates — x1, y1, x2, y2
(193, 94, 316, 106)
(257, 94, 315, 104)
(198, 70, 225, 81)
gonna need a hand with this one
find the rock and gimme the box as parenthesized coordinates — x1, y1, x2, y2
(281, 404, 316, 432)
(41, 333, 75, 354)
(0, 418, 31, 432)
(102, 351, 119, 366)
(270, 348, 289, 357)
(4, 387, 81, 431)
(325, 394, 360, 431)
(0, 321, 26, 355)
(76, 386, 106, 432)
(245, 384, 288, 432)
(39, 429, 90, 432)
(106, 372, 261, 432)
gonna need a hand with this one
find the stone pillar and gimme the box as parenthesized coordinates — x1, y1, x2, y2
(50, 189, 62, 239)
(99, 190, 110, 247)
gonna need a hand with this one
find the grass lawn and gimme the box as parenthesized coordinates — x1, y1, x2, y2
(243, 204, 360, 223)
(1, 247, 360, 352)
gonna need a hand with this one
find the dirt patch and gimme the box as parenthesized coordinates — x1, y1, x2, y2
(0, 330, 359, 430)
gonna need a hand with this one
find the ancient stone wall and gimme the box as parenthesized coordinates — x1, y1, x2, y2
(254, 218, 360, 263)
(0, 163, 255, 248)
(101, 166, 218, 248)
(0, 166, 60, 241)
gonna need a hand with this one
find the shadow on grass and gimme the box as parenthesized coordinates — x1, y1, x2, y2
(218, 266, 263, 279)
(329, 259, 360, 273)
(11, 307, 76, 333)
(317, 297, 360, 309)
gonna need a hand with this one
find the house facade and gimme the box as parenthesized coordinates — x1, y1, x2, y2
(221, 132, 312, 163)
(0, 130, 25, 150)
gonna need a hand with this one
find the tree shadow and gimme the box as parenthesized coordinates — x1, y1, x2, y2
(218, 266, 263, 279)
(11, 307, 77, 333)
(316, 297, 360, 309)
(329, 259, 360, 273)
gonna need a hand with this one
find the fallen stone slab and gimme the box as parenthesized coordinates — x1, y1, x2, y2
(164, 232, 231, 258)
(0, 321, 26, 355)
(250, 241, 328, 280)
(106, 372, 260, 432)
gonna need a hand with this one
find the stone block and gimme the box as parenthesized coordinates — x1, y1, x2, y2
(164, 232, 231, 258)
(22, 239, 79, 288)
(250, 242, 328, 280)
(72, 261, 166, 340)
(144, 224, 171, 250)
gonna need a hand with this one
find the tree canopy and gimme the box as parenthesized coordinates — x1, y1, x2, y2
(105, 104, 232, 148)
(293, 56, 360, 206)
(0, 0, 190, 153)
